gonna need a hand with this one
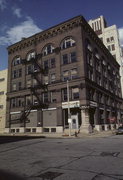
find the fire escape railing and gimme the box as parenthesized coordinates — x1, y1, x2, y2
(10, 53, 49, 127)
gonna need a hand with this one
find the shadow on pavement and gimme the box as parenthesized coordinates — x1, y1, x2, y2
(0, 135, 45, 144)
(0, 169, 26, 180)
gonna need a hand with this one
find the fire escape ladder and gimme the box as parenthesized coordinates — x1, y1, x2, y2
(20, 105, 32, 123)
(31, 73, 48, 91)
(11, 53, 49, 126)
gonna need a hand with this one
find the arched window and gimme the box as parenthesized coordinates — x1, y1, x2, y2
(61, 37, 75, 49)
(27, 51, 36, 61)
(12, 56, 21, 66)
(42, 44, 54, 56)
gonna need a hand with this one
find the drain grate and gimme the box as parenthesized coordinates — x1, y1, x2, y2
(37, 171, 63, 179)
(100, 152, 120, 157)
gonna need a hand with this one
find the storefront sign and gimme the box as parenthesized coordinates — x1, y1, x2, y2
(90, 101, 97, 107)
(62, 101, 80, 109)
(80, 105, 90, 110)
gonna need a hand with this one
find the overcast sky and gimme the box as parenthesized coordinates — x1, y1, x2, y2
(0, 0, 123, 70)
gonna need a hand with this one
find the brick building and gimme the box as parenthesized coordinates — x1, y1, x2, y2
(6, 15, 123, 134)
(0, 69, 7, 133)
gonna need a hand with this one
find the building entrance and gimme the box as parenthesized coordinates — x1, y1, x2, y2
(71, 115, 79, 129)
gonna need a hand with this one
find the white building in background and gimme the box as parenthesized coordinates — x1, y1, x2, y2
(0, 69, 8, 133)
(88, 16, 123, 96)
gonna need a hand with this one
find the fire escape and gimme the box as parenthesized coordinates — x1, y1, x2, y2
(15, 53, 48, 127)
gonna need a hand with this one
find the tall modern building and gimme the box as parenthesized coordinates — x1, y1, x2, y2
(6, 15, 123, 134)
(88, 15, 123, 95)
(0, 69, 8, 133)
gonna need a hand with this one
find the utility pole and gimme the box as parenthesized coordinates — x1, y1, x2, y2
(67, 80, 71, 136)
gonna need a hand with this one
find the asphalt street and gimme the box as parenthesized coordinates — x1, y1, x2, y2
(0, 134, 123, 180)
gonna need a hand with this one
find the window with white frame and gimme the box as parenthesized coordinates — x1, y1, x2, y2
(50, 58, 55, 68)
(43, 44, 54, 56)
(61, 37, 75, 49)
(33, 96, 38, 105)
(27, 51, 36, 61)
(11, 98, 16, 108)
(70, 52, 77, 63)
(71, 69, 77, 80)
(27, 79, 31, 88)
(13, 57, 21, 66)
(63, 70, 69, 81)
(26, 96, 31, 105)
(43, 75, 49, 84)
(50, 91, 57, 102)
(12, 83, 17, 91)
(62, 54, 68, 64)
(27, 65, 33, 75)
(62, 88, 67, 101)
(43, 92, 48, 103)
(88, 69, 94, 81)
(33, 79, 37, 87)
(43, 60, 48, 69)
(12, 69, 22, 79)
(87, 53, 93, 66)
(50, 73, 55, 83)
(18, 82, 22, 90)
(72, 87, 79, 100)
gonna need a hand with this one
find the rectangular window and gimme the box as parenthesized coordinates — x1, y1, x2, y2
(0, 105, 3, 109)
(70, 52, 77, 63)
(44, 60, 48, 69)
(27, 79, 31, 88)
(112, 44, 115, 51)
(26, 96, 31, 105)
(13, 70, 17, 78)
(111, 36, 114, 41)
(88, 70, 93, 81)
(107, 45, 111, 51)
(51, 91, 57, 103)
(107, 38, 110, 42)
(72, 87, 79, 100)
(71, 69, 77, 79)
(63, 54, 68, 64)
(50, 58, 55, 68)
(0, 78, 5, 82)
(33, 99, 38, 105)
(0, 91, 4, 95)
(11, 98, 16, 108)
(43, 76, 49, 84)
(27, 65, 32, 75)
(43, 92, 48, 103)
(33, 79, 37, 87)
(12, 83, 17, 91)
(18, 69, 22, 77)
(87, 53, 93, 66)
(51, 73, 56, 83)
(17, 98, 22, 107)
(18, 82, 22, 90)
(62, 88, 67, 101)
(63, 70, 69, 81)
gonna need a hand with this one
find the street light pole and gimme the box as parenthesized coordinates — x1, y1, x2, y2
(67, 80, 71, 136)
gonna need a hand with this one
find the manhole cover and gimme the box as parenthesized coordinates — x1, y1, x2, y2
(100, 152, 120, 157)
(37, 171, 63, 179)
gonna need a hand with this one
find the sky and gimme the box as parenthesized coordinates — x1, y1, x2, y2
(0, 0, 123, 70)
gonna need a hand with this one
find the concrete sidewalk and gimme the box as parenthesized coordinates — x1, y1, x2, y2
(0, 130, 115, 139)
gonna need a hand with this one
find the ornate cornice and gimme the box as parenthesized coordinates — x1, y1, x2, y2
(7, 16, 82, 55)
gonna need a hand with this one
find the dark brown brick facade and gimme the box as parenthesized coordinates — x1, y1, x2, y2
(6, 15, 123, 133)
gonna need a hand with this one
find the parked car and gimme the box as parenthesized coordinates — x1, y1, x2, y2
(116, 126, 123, 135)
